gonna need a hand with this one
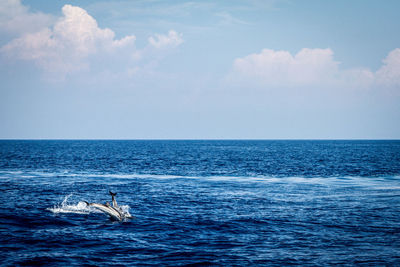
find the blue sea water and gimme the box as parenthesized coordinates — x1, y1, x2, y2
(0, 140, 400, 266)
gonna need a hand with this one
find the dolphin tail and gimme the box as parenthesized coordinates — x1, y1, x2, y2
(109, 191, 117, 197)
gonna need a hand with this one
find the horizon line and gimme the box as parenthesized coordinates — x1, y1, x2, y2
(0, 138, 399, 141)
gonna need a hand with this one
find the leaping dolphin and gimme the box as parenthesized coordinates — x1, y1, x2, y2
(85, 191, 133, 221)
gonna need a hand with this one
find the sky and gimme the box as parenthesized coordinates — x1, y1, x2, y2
(0, 0, 399, 139)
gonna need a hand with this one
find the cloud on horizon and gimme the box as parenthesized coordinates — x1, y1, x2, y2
(228, 47, 400, 92)
(0, 1, 183, 80)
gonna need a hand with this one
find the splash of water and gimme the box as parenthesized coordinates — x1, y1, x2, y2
(47, 194, 93, 214)
(119, 205, 133, 218)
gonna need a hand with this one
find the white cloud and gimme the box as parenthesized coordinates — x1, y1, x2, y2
(53, 5, 136, 54)
(1, 3, 183, 79)
(0, 0, 54, 35)
(339, 68, 375, 89)
(376, 48, 400, 88)
(229, 47, 399, 91)
(232, 48, 339, 87)
(1, 4, 136, 77)
(148, 30, 183, 49)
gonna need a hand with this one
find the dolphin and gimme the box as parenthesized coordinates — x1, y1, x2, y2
(109, 191, 120, 212)
(84, 191, 133, 221)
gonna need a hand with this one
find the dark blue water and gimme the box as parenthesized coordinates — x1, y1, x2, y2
(1, 140, 400, 266)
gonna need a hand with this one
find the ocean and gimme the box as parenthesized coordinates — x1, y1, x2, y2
(0, 140, 399, 265)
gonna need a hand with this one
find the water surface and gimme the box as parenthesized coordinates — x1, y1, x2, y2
(1, 140, 399, 265)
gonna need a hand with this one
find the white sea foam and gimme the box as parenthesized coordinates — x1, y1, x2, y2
(2, 170, 400, 189)
(86, 173, 187, 180)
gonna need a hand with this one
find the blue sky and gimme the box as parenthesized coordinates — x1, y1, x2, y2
(1, 0, 399, 139)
